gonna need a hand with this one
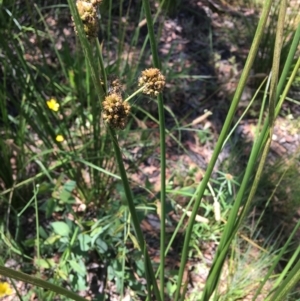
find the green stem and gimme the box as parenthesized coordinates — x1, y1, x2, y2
(173, 0, 273, 300)
(269, 258, 300, 301)
(268, 0, 286, 128)
(124, 85, 146, 102)
(109, 127, 161, 301)
(253, 219, 300, 301)
(96, 41, 107, 94)
(142, 1, 166, 299)
(201, 4, 299, 301)
(237, 0, 288, 234)
(276, 23, 300, 102)
(68, 1, 161, 299)
(0, 265, 87, 301)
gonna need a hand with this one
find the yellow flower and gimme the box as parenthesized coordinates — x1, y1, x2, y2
(55, 135, 64, 142)
(0, 282, 13, 297)
(46, 98, 60, 112)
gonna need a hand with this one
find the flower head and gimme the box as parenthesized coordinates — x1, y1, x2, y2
(102, 93, 131, 130)
(225, 173, 233, 181)
(91, 0, 102, 5)
(108, 76, 123, 95)
(138, 68, 165, 97)
(0, 282, 13, 297)
(74, 0, 100, 39)
(46, 98, 60, 112)
(56, 135, 64, 142)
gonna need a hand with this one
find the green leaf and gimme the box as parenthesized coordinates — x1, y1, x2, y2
(36, 258, 56, 269)
(44, 234, 61, 245)
(56, 181, 76, 205)
(44, 198, 56, 217)
(51, 221, 70, 237)
(39, 226, 48, 239)
(167, 281, 177, 296)
(57, 269, 68, 281)
(78, 233, 92, 252)
(135, 258, 145, 276)
(0, 265, 87, 301)
(69, 274, 88, 291)
(60, 189, 75, 204)
(95, 238, 108, 254)
(75, 275, 88, 291)
(107, 265, 115, 281)
(23, 238, 35, 248)
(90, 224, 110, 245)
(69, 259, 86, 277)
(63, 180, 76, 192)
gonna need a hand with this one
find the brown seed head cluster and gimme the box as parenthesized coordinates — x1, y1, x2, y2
(74, 0, 101, 39)
(102, 93, 131, 130)
(100, 75, 123, 96)
(138, 68, 165, 97)
(108, 75, 123, 95)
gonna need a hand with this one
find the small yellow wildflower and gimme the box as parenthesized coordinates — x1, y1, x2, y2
(46, 98, 60, 112)
(0, 282, 13, 297)
(55, 135, 64, 142)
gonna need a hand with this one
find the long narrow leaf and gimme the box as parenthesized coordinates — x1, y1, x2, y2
(173, 0, 274, 299)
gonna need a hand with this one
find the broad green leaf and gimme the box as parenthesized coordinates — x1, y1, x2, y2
(95, 238, 108, 254)
(91, 224, 110, 245)
(63, 180, 76, 192)
(44, 234, 61, 245)
(68, 259, 86, 277)
(59, 189, 74, 204)
(75, 275, 88, 291)
(78, 233, 92, 252)
(36, 258, 56, 269)
(57, 269, 68, 281)
(51, 221, 70, 236)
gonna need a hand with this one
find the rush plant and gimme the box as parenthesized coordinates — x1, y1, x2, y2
(0, 0, 299, 300)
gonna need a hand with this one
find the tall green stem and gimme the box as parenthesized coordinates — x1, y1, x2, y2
(68, 1, 161, 299)
(0, 265, 87, 301)
(200, 1, 297, 300)
(142, 1, 166, 299)
(109, 128, 161, 300)
(173, 0, 273, 300)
